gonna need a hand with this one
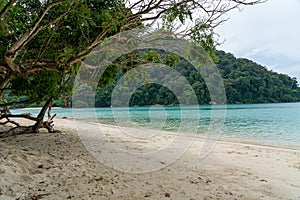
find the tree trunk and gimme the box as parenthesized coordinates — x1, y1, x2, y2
(33, 97, 54, 133)
(61, 94, 67, 107)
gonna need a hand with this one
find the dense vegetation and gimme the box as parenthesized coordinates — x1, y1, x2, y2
(0, 0, 265, 136)
(94, 50, 300, 107)
(217, 51, 300, 103)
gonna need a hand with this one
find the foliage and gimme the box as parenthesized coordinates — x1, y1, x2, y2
(0, 0, 263, 108)
(0, 0, 132, 106)
(216, 51, 300, 103)
(0, 0, 264, 110)
(95, 50, 300, 106)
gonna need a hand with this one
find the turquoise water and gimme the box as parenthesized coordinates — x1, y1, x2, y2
(12, 102, 300, 149)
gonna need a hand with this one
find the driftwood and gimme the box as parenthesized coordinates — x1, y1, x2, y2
(0, 96, 59, 138)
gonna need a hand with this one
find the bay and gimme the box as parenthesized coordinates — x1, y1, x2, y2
(12, 102, 300, 149)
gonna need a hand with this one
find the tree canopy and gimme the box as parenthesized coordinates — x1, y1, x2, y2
(0, 0, 263, 136)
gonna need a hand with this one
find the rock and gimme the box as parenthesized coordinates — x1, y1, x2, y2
(110, 188, 115, 194)
(205, 179, 212, 184)
(259, 179, 268, 182)
(144, 192, 151, 198)
(164, 192, 171, 198)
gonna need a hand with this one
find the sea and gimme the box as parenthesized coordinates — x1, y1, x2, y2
(12, 102, 300, 149)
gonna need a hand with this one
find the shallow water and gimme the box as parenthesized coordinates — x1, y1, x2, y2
(12, 102, 300, 149)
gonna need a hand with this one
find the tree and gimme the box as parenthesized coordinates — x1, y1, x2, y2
(96, 50, 300, 106)
(0, 0, 263, 137)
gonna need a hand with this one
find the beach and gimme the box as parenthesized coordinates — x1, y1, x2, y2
(0, 118, 300, 199)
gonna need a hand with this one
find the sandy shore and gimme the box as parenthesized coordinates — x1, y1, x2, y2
(0, 118, 300, 199)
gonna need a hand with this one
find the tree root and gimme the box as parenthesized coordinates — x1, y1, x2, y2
(0, 96, 61, 138)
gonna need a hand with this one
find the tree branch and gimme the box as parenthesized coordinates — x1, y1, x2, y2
(0, 0, 17, 20)
(0, 72, 13, 89)
(0, 126, 32, 138)
(20, 59, 64, 73)
(68, 29, 109, 66)
(7, 1, 64, 55)
(3, 2, 67, 73)
(0, 114, 38, 121)
(231, 0, 267, 5)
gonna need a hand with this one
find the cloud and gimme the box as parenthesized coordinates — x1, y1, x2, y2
(215, 0, 300, 80)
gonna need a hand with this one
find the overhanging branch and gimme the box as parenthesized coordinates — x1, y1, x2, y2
(20, 59, 64, 73)
(0, 0, 17, 20)
(68, 29, 109, 66)
(7, 1, 64, 55)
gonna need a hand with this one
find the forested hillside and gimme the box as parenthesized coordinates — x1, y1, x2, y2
(216, 51, 300, 103)
(95, 50, 300, 107)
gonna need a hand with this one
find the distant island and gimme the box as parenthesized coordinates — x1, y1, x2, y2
(92, 50, 300, 107)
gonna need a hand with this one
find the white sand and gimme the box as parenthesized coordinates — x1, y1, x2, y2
(0, 118, 300, 199)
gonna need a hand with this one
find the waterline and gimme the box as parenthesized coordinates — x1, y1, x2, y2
(12, 102, 300, 149)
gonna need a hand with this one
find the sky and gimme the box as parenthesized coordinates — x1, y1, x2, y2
(215, 0, 300, 81)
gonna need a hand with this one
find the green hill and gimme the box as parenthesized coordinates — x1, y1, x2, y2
(216, 50, 300, 103)
(95, 50, 300, 107)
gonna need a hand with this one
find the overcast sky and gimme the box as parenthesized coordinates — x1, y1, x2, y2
(215, 0, 300, 81)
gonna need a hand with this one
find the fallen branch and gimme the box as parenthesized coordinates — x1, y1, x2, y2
(0, 118, 20, 126)
(0, 96, 61, 137)
(0, 113, 37, 121)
